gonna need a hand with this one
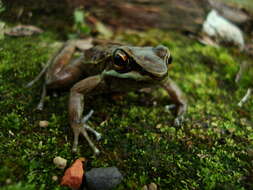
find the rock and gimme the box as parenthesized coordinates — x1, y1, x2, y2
(85, 167, 123, 190)
(39, 120, 49, 127)
(202, 10, 245, 50)
(61, 158, 86, 189)
(53, 156, 67, 169)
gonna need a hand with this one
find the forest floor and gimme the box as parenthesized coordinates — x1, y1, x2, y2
(0, 20, 253, 189)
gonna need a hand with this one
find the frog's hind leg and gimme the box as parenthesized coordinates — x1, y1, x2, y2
(36, 83, 47, 110)
(26, 59, 51, 88)
(45, 42, 82, 89)
(37, 42, 83, 110)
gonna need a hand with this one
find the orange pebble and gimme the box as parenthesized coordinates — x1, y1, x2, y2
(61, 157, 86, 189)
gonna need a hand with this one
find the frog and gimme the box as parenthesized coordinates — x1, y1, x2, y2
(27, 40, 187, 155)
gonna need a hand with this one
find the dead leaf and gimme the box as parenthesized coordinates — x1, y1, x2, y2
(5, 25, 43, 37)
(198, 35, 219, 47)
(70, 38, 93, 51)
(95, 21, 113, 39)
(61, 157, 86, 189)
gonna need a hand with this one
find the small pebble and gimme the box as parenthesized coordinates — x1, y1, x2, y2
(53, 156, 67, 169)
(142, 182, 158, 190)
(52, 175, 58, 181)
(8, 130, 14, 136)
(156, 124, 162, 129)
(5, 178, 12, 185)
(39, 120, 49, 127)
(148, 182, 157, 190)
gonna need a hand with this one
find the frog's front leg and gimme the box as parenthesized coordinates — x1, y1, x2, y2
(69, 75, 104, 154)
(160, 77, 187, 126)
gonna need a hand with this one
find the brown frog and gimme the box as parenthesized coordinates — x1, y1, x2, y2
(28, 40, 187, 154)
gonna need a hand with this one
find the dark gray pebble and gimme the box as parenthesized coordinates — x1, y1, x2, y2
(84, 167, 123, 190)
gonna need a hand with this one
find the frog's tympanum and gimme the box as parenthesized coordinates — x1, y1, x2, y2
(28, 41, 187, 154)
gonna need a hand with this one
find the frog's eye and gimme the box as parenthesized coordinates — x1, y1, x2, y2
(113, 50, 128, 69)
(165, 54, 173, 65)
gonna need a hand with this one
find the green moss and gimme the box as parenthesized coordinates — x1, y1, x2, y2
(0, 29, 253, 189)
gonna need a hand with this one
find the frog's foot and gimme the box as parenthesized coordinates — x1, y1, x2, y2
(165, 102, 187, 126)
(72, 124, 100, 155)
(165, 104, 176, 111)
(72, 110, 101, 155)
(36, 84, 47, 111)
(36, 102, 44, 111)
(174, 115, 184, 126)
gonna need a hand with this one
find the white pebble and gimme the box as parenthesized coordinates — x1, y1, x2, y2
(52, 175, 58, 181)
(203, 10, 244, 50)
(39, 120, 49, 127)
(53, 156, 67, 169)
(5, 178, 12, 184)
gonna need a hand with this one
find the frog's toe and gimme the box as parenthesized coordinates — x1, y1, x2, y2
(36, 103, 44, 111)
(174, 115, 184, 126)
(165, 104, 176, 111)
(83, 124, 102, 141)
(94, 148, 100, 155)
(96, 133, 102, 141)
(72, 123, 100, 155)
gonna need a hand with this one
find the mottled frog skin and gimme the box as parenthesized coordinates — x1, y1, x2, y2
(30, 41, 187, 154)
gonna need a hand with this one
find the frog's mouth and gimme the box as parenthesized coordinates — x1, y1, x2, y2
(131, 62, 168, 80)
(114, 58, 168, 81)
(115, 47, 169, 80)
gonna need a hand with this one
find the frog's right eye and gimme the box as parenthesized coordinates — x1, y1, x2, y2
(113, 50, 128, 69)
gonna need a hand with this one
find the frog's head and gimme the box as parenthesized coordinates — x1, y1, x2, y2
(112, 45, 172, 80)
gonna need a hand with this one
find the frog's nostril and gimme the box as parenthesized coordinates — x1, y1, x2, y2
(167, 55, 173, 64)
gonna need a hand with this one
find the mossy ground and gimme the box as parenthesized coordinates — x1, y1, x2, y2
(0, 29, 253, 190)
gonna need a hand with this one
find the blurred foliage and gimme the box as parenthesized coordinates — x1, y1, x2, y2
(0, 28, 253, 190)
(0, 0, 5, 14)
(68, 8, 91, 39)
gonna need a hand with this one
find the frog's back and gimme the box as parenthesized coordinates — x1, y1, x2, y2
(80, 45, 118, 76)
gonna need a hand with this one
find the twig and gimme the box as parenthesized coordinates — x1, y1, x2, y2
(238, 88, 252, 107)
(235, 61, 249, 83)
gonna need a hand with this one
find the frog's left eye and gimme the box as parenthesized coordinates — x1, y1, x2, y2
(113, 50, 128, 69)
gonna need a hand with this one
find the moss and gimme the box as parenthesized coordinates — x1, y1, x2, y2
(0, 29, 253, 189)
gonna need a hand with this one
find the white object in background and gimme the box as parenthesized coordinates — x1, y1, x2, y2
(202, 10, 244, 50)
